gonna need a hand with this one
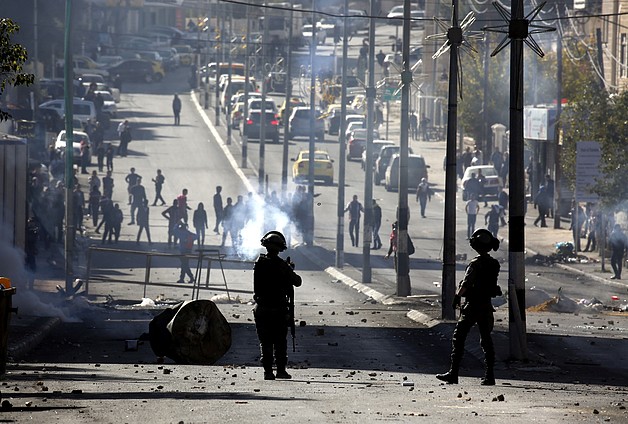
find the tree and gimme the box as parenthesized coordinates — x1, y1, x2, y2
(0, 18, 34, 121)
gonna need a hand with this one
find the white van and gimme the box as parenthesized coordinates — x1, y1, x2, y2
(38, 98, 97, 125)
(220, 77, 257, 112)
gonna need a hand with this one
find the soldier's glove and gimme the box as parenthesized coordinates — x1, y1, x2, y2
(452, 295, 461, 309)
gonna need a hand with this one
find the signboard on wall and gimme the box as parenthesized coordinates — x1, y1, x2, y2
(524, 106, 556, 141)
(576, 141, 600, 202)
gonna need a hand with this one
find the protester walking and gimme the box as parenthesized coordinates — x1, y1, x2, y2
(415, 178, 432, 218)
(136, 199, 152, 244)
(344, 194, 364, 247)
(372, 199, 382, 250)
(129, 177, 147, 225)
(193, 202, 208, 246)
(213, 185, 223, 234)
(162, 199, 179, 248)
(151, 169, 166, 206)
(173, 222, 197, 284)
(609, 224, 627, 280)
(125, 168, 141, 205)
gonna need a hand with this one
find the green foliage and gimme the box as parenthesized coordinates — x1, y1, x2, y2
(458, 41, 509, 146)
(0, 18, 34, 121)
(560, 56, 628, 207)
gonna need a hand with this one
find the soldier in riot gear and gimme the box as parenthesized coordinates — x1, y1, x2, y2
(436, 228, 501, 386)
(253, 231, 302, 380)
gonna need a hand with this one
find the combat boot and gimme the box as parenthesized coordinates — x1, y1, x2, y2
(481, 368, 495, 386)
(435, 370, 458, 384)
(275, 368, 292, 379)
(264, 370, 275, 380)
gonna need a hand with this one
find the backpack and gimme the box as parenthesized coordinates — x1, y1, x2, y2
(407, 235, 415, 256)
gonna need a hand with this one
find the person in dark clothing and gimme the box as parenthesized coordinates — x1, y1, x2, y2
(464, 173, 481, 201)
(173, 222, 197, 284)
(193, 202, 208, 246)
(129, 177, 147, 225)
(213, 185, 223, 234)
(88, 187, 101, 227)
(151, 169, 166, 206)
(376, 49, 386, 67)
(545, 174, 555, 218)
(136, 199, 152, 244)
(119, 126, 132, 157)
(172, 93, 182, 126)
(409, 111, 418, 141)
(102, 170, 114, 200)
(461, 146, 473, 171)
(112, 203, 123, 243)
(419, 113, 430, 141)
(125, 167, 141, 205)
(95, 195, 113, 234)
(100, 197, 115, 243)
(533, 185, 550, 227)
(583, 211, 600, 252)
(569, 201, 586, 251)
(485, 204, 502, 238)
(177, 188, 191, 224)
(80, 142, 91, 174)
(476, 170, 488, 207)
(436, 228, 501, 386)
(96, 141, 105, 172)
(609, 224, 627, 280)
(372, 199, 382, 250)
(415, 177, 432, 218)
(344, 194, 364, 247)
(73, 184, 86, 233)
(497, 186, 508, 226)
(221, 197, 235, 247)
(105, 144, 114, 171)
(253, 231, 302, 380)
(162, 199, 179, 248)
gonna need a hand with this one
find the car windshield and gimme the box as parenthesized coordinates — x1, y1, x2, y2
(300, 152, 330, 161)
(60, 132, 89, 144)
(465, 167, 498, 178)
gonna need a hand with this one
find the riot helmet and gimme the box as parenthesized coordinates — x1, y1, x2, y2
(260, 231, 287, 251)
(469, 228, 500, 253)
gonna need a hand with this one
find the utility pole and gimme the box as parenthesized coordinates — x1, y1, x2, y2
(396, 0, 412, 296)
(63, 0, 74, 293)
(226, 11, 233, 146)
(362, 0, 377, 283)
(243, 12, 250, 168)
(485, 0, 553, 360)
(215, 12, 221, 126)
(281, 7, 294, 198)
(305, 2, 317, 246)
(259, 3, 270, 192)
(553, 23, 562, 230)
(335, 0, 349, 267)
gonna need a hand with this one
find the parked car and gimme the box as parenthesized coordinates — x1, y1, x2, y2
(460, 165, 502, 200)
(38, 98, 97, 126)
(387, 6, 425, 27)
(107, 59, 163, 83)
(54, 130, 92, 164)
(288, 106, 325, 142)
(292, 150, 334, 185)
(385, 153, 430, 192)
(346, 128, 380, 161)
(278, 97, 306, 124)
(374, 145, 414, 185)
(242, 110, 280, 143)
(347, 9, 369, 34)
(361, 140, 395, 170)
(173, 45, 195, 66)
(324, 104, 343, 135)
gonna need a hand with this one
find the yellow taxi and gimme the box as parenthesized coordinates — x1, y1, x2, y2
(278, 96, 306, 124)
(292, 150, 334, 185)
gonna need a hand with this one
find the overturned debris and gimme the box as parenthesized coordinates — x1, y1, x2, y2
(149, 300, 232, 364)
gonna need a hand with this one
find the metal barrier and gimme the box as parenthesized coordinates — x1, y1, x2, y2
(85, 246, 255, 300)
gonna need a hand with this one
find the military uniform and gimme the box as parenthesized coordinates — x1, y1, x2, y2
(253, 245, 302, 380)
(438, 229, 501, 385)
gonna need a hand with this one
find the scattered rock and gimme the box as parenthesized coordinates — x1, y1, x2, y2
(593, 409, 599, 414)
(71, 389, 82, 394)
(1, 400, 13, 410)
(299, 321, 306, 327)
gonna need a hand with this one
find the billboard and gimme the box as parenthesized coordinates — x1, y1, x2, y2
(576, 141, 600, 203)
(524, 106, 557, 141)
